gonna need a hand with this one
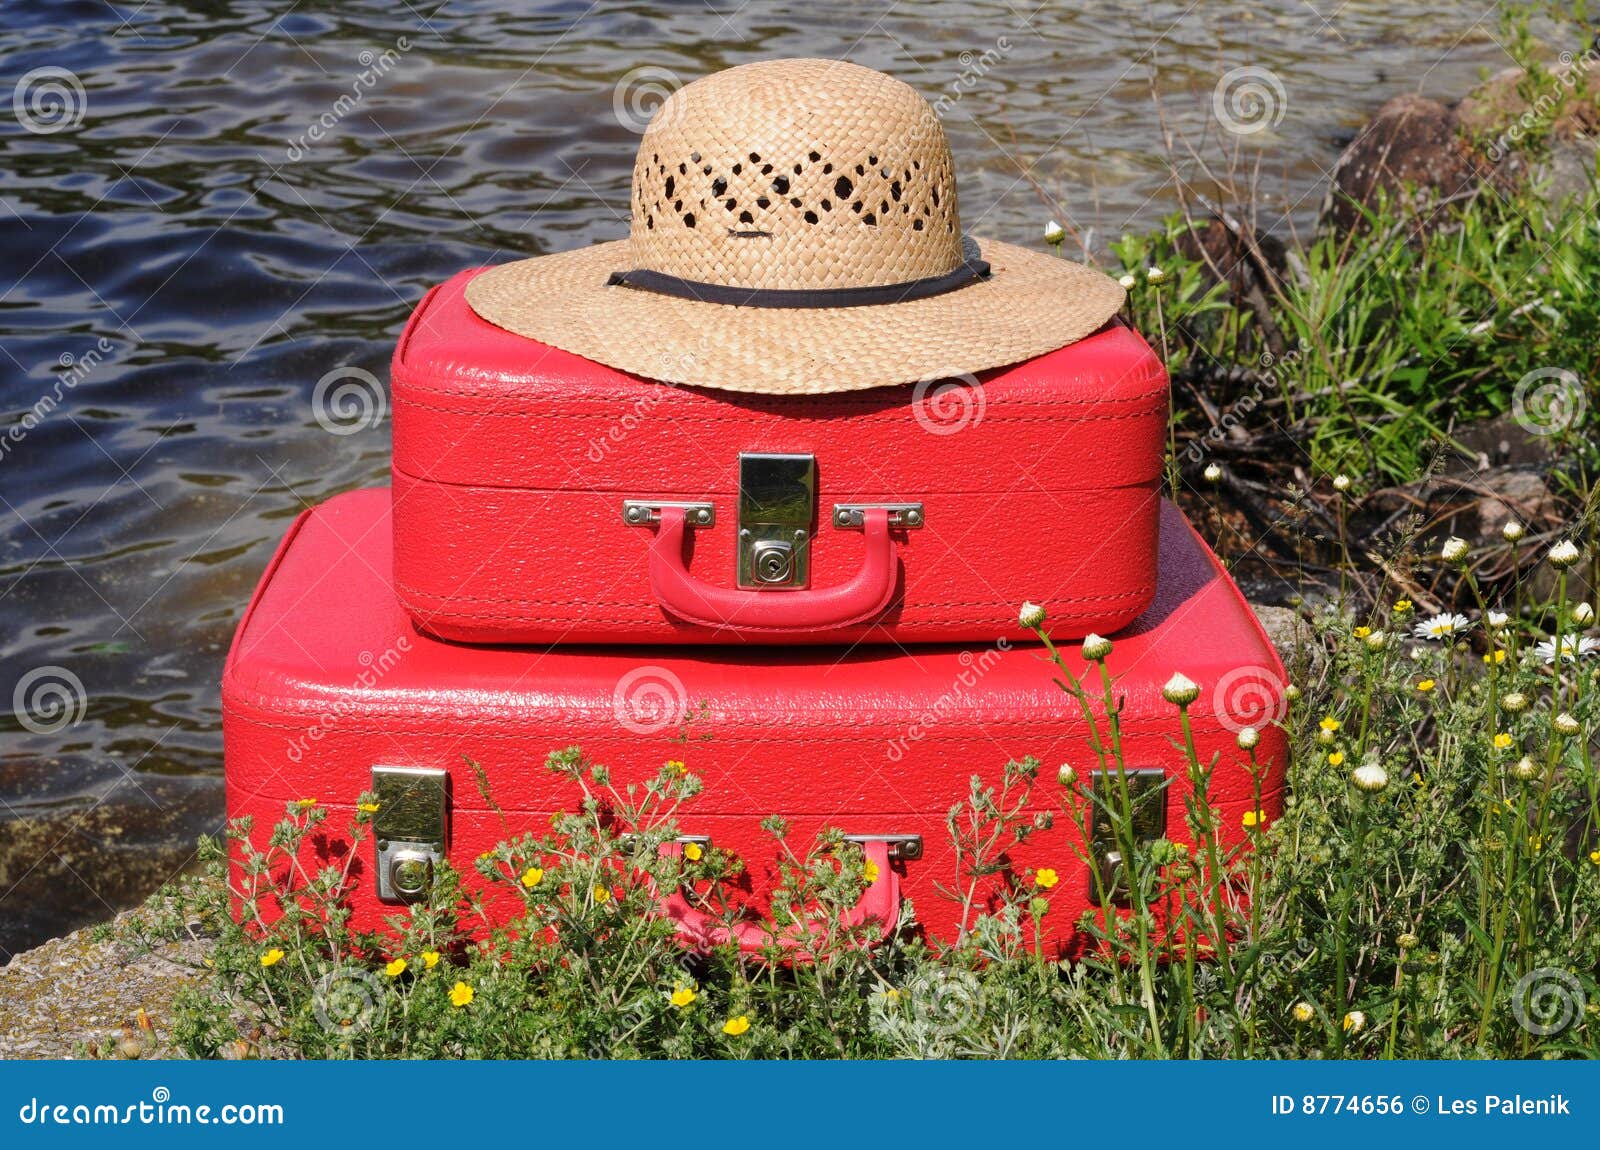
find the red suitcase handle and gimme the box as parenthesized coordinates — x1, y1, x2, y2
(647, 506, 898, 632)
(656, 838, 900, 954)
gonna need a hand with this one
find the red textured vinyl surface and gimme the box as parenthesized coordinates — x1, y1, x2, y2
(389, 269, 1169, 645)
(223, 489, 1286, 952)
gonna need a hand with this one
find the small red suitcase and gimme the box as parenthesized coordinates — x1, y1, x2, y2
(389, 270, 1169, 646)
(223, 488, 1284, 954)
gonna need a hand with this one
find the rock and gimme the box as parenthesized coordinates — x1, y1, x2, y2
(1252, 603, 1314, 662)
(1319, 94, 1486, 239)
(1456, 64, 1600, 206)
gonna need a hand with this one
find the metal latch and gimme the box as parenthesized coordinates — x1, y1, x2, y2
(1089, 768, 1166, 905)
(372, 766, 448, 904)
(737, 453, 816, 589)
(842, 833, 924, 860)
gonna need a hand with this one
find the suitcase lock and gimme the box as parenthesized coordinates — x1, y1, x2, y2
(371, 766, 448, 904)
(1089, 767, 1166, 906)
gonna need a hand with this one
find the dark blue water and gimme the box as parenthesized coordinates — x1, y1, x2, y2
(0, 0, 1517, 955)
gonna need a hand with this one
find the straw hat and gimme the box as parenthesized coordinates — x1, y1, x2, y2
(465, 58, 1124, 394)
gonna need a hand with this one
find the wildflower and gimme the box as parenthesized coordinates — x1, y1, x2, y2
(1483, 649, 1507, 665)
(449, 981, 474, 1008)
(421, 951, 440, 970)
(1161, 673, 1199, 706)
(1574, 603, 1595, 628)
(1019, 601, 1047, 629)
(1501, 520, 1525, 543)
(1392, 599, 1413, 616)
(1316, 727, 1337, 746)
(1292, 1001, 1315, 1024)
(664, 759, 687, 776)
(670, 985, 698, 1008)
(1414, 612, 1470, 641)
(1352, 626, 1371, 639)
(1536, 635, 1599, 664)
(385, 958, 407, 978)
(1554, 712, 1581, 736)
(1237, 726, 1260, 751)
(1396, 933, 1420, 951)
(1416, 678, 1436, 693)
(259, 948, 285, 968)
(1488, 611, 1511, 631)
(1033, 867, 1060, 890)
(1118, 272, 1137, 290)
(295, 798, 318, 809)
(1332, 474, 1351, 493)
(1351, 762, 1389, 793)
(1319, 716, 1341, 733)
(1146, 266, 1166, 283)
(1493, 732, 1513, 750)
(722, 1016, 751, 1036)
(1548, 539, 1582, 569)
(1365, 631, 1388, 651)
(1327, 751, 1345, 766)
(1044, 219, 1066, 246)
(862, 858, 881, 884)
(1057, 763, 1078, 786)
(1080, 633, 1113, 661)
(1343, 1010, 1366, 1034)
(1590, 849, 1600, 866)
(1501, 691, 1528, 713)
(682, 841, 704, 862)
(1203, 462, 1223, 483)
(1440, 537, 1469, 564)
(357, 801, 380, 814)
(520, 866, 544, 888)
(1242, 810, 1266, 829)
(1509, 756, 1538, 782)
(1284, 684, 1302, 702)
(592, 885, 612, 905)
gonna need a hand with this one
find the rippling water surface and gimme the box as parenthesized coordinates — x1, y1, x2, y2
(0, 0, 1534, 953)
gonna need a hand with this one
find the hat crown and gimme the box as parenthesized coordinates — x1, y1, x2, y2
(629, 59, 963, 292)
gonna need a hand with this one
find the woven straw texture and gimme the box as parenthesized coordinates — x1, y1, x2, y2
(465, 58, 1125, 394)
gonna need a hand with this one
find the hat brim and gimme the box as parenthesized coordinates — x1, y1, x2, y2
(462, 236, 1126, 395)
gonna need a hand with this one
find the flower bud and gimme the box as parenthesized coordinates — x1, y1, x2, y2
(1364, 630, 1388, 651)
(1043, 219, 1065, 246)
(1440, 537, 1469, 564)
(1487, 610, 1509, 630)
(1502, 519, 1524, 542)
(1162, 672, 1200, 706)
(1292, 1002, 1315, 1024)
(1080, 632, 1113, 661)
(1555, 712, 1581, 735)
(1396, 933, 1420, 950)
(1573, 602, 1595, 628)
(1018, 601, 1047, 630)
(1118, 272, 1136, 290)
(1501, 691, 1529, 714)
(1342, 1010, 1366, 1034)
(1284, 684, 1301, 702)
(1057, 763, 1077, 787)
(1146, 265, 1166, 284)
(1204, 462, 1222, 483)
(1351, 762, 1389, 793)
(1236, 726, 1260, 750)
(1549, 539, 1582, 569)
(1332, 474, 1351, 492)
(1509, 756, 1538, 782)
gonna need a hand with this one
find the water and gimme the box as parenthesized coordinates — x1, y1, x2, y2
(0, 0, 1529, 955)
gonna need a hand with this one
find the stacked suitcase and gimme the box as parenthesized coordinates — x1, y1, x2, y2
(221, 272, 1288, 955)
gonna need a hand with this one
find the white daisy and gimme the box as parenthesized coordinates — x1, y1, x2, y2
(1535, 635, 1599, 664)
(1414, 612, 1470, 641)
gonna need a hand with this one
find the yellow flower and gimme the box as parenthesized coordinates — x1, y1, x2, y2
(259, 947, 285, 968)
(861, 859, 880, 884)
(1393, 599, 1413, 614)
(1483, 650, 1507, 665)
(1416, 679, 1436, 692)
(357, 801, 380, 814)
(592, 885, 611, 904)
(1493, 732, 1513, 750)
(670, 985, 697, 1008)
(682, 842, 703, 862)
(1292, 1001, 1315, 1023)
(520, 866, 544, 888)
(449, 981, 474, 1007)
(665, 760, 686, 776)
(421, 950, 440, 970)
(385, 958, 407, 978)
(1352, 626, 1371, 639)
(1034, 867, 1059, 889)
(722, 1016, 751, 1036)
(1342, 1010, 1366, 1034)
(295, 798, 317, 808)
(1319, 716, 1340, 732)
(881, 987, 902, 1003)
(1327, 751, 1345, 766)
(1588, 850, 1600, 866)
(1242, 810, 1265, 829)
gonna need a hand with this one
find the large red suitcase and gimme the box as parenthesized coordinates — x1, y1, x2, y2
(223, 489, 1284, 954)
(389, 270, 1169, 646)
